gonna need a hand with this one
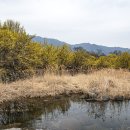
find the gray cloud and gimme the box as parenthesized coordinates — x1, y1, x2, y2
(0, 0, 130, 48)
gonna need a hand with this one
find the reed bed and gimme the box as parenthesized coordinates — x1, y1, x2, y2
(0, 69, 130, 103)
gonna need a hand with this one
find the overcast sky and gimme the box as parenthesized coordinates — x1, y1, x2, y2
(0, 0, 130, 48)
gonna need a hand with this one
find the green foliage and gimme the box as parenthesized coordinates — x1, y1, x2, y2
(1, 19, 25, 34)
(71, 48, 91, 72)
(115, 52, 130, 69)
(0, 21, 42, 82)
(95, 55, 116, 69)
(57, 45, 73, 67)
(41, 44, 58, 70)
(0, 20, 130, 82)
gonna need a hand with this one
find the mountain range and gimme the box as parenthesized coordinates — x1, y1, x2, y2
(33, 36, 130, 55)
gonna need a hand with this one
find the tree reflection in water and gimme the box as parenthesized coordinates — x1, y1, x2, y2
(0, 98, 71, 129)
(0, 98, 130, 130)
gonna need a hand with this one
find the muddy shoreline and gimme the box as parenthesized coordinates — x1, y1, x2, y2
(0, 92, 129, 109)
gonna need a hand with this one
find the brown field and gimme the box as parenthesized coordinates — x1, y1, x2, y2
(0, 69, 130, 103)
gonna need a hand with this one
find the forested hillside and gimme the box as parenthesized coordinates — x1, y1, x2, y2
(0, 20, 130, 82)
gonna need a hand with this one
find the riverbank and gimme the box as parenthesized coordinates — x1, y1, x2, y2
(0, 69, 130, 103)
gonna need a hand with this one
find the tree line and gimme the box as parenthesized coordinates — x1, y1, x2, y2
(0, 20, 130, 82)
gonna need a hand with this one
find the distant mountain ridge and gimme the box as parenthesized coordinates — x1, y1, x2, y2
(33, 36, 67, 46)
(33, 36, 130, 55)
(71, 43, 130, 55)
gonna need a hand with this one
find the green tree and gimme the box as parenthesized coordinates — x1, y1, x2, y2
(72, 48, 90, 73)
(115, 52, 130, 69)
(41, 44, 58, 71)
(0, 20, 42, 82)
(1, 20, 25, 34)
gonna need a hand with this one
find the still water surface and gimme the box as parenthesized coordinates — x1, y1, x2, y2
(0, 98, 130, 130)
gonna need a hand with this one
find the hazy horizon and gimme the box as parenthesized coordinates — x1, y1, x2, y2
(35, 36, 130, 48)
(1, 0, 130, 48)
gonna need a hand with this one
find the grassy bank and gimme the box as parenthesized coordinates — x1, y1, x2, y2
(0, 69, 130, 103)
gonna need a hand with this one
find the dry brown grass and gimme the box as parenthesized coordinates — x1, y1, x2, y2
(0, 69, 130, 103)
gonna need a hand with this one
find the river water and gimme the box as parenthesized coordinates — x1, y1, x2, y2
(0, 97, 130, 130)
